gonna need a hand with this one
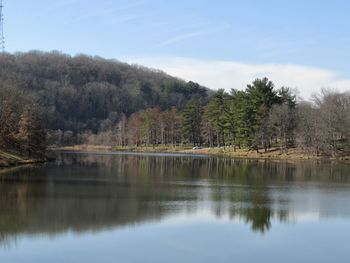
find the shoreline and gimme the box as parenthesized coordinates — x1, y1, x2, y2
(51, 145, 350, 163)
(0, 150, 51, 168)
(0, 159, 47, 168)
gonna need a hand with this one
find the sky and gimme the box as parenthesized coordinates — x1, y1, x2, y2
(3, 0, 350, 99)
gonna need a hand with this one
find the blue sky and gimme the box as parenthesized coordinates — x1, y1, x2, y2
(4, 0, 350, 98)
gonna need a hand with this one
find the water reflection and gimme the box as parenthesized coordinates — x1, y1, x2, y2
(0, 153, 349, 247)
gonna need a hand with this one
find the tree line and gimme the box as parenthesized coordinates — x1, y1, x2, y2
(0, 51, 349, 157)
(51, 78, 349, 157)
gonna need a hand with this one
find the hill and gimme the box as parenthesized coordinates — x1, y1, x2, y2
(1, 51, 348, 160)
(0, 51, 209, 135)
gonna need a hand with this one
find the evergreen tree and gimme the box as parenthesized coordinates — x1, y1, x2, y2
(203, 89, 230, 147)
(182, 98, 203, 146)
(246, 78, 280, 152)
(230, 89, 250, 149)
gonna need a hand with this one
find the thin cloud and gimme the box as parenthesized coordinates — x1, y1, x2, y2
(143, 15, 209, 32)
(46, 0, 81, 11)
(153, 24, 230, 48)
(123, 56, 350, 100)
(69, 0, 145, 23)
(104, 14, 142, 25)
(341, 36, 350, 42)
(153, 30, 208, 48)
(255, 37, 316, 60)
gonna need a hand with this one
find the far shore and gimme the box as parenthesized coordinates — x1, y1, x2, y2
(50, 145, 350, 163)
(2, 145, 349, 169)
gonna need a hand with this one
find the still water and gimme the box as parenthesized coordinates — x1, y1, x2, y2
(0, 152, 350, 263)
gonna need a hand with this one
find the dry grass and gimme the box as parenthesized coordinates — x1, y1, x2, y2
(52, 144, 193, 153)
(51, 144, 349, 162)
(184, 147, 321, 160)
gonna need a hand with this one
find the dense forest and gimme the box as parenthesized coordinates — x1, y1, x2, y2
(0, 85, 46, 158)
(0, 51, 208, 157)
(78, 79, 349, 157)
(0, 51, 349, 158)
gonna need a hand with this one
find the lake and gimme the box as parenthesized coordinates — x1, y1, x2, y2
(0, 152, 350, 263)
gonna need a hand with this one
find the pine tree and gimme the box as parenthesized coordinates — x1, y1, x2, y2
(182, 98, 203, 146)
(246, 78, 280, 152)
(203, 89, 229, 147)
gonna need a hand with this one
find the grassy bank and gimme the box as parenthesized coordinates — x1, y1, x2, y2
(52, 145, 350, 162)
(190, 147, 350, 162)
(51, 145, 193, 153)
(0, 150, 47, 168)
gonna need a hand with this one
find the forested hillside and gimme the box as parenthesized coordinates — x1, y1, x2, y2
(0, 51, 209, 156)
(0, 51, 349, 158)
(0, 51, 208, 130)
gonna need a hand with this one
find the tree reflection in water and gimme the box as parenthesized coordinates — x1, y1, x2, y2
(0, 153, 349, 246)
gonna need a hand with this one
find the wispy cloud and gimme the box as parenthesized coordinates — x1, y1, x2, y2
(104, 14, 142, 25)
(153, 23, 230, 48)
(142, 15, 209, 32)
(123, 56, 350, 100)
(73, 0, 144, 22)
(46, 0, 81, 11)
(341, 36, 350, 42)
(153, 30, 208, 48)
(254, 37, 316, 60)
(52, 0, 145, 26)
